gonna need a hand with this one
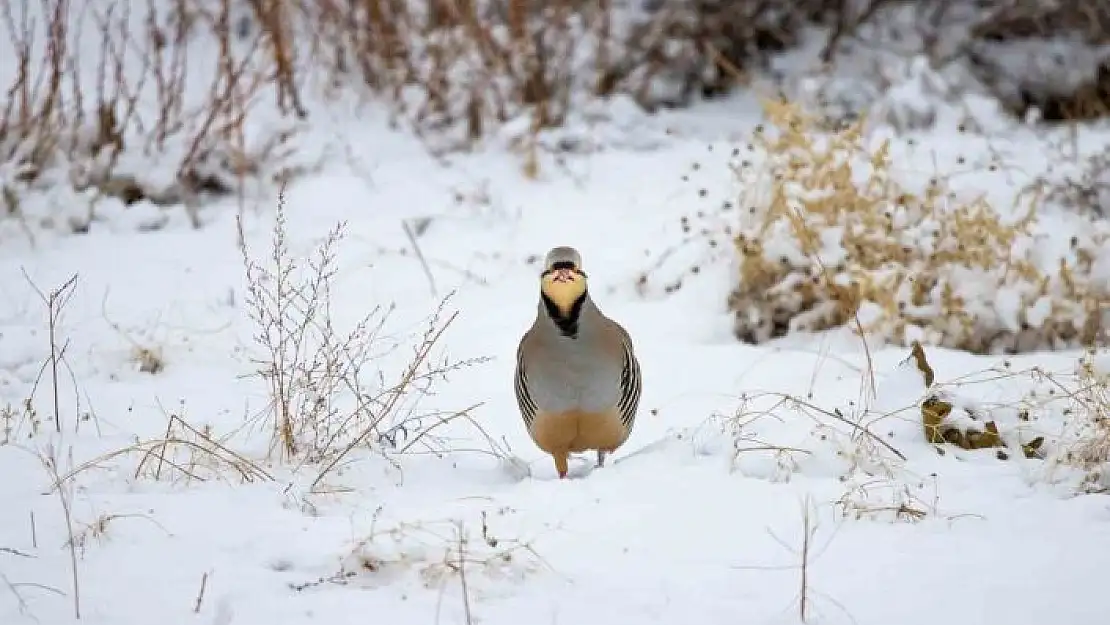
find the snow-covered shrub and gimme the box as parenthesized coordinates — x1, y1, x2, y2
(0, 0, 304, 238)
(791, 53, 965, 134)
(0, 0, 853, 239)
(770, 0, 1110, 130)
(290, 0, 831, 151)
(965, 0, 1110, 122)
(725, 99, 1110, 354)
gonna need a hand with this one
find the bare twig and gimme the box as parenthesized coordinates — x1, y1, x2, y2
(455, 522, 474, 625)
(0, 546, 34, 558)
(20, 270, 78, 433)
(798, 497, 813, 622)
(193, 571, 209, 613)
(401, 218, 437, 297)
(36, 444, 80, 619)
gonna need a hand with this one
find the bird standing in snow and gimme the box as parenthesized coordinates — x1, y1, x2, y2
(514, 246, 643, 479)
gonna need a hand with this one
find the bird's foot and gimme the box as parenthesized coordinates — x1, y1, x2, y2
(554, 452, 570, 479)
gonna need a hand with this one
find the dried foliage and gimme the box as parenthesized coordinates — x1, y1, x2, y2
(885, 342, 1110, 492)
(705, 387, 931, 523)
(0, 0, 301, 235)
(285, 0, 834, 148)
(51, 406, 275, 487)
(328, 510, 544, 590)
(725, 99, 1109, 355)
(909, 341, 1032, 456)
(1045, 350, 1110, 491)
(966, 0, 1110, 122)
(236, 191, 491, 488)
(0, 0, 842, 215)
(756, 0, 1110, 129)
(5, 0, 1110, 236)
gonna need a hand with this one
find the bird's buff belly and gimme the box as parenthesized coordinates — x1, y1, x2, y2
(528, 408, 628, 454)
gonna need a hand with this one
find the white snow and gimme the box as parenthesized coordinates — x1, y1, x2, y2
(3, 5, 1110, 625)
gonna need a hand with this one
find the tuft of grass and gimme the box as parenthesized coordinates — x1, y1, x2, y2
(288, 507, 548, 613)
(1043, 349, 1110, 491)
(724, 98, 1108, 355)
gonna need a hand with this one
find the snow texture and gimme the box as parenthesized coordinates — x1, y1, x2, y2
(3, 4, 1110, 625)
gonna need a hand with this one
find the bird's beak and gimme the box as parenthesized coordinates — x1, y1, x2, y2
(550, 268, 577, 283)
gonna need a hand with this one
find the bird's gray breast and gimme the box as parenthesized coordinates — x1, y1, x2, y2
(525, 335, 621, 414)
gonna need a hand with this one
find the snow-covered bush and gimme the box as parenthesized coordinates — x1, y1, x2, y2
(965, 0, 1110, 122)
(8, 0, 1110, 241)
(0, 0, 304, 238)
(290, 0, 833, 150)
(770, 0, 1110, 131)
(725, 99, 1110, 354)
(0, 0, 844, 238)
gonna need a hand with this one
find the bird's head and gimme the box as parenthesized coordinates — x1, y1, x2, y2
(539, 246, 587, 316)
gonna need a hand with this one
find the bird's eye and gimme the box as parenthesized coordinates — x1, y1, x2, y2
(550, 261, 577, 271)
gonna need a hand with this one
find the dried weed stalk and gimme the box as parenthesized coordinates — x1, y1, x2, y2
(236, 191, 490, 487)
(50, 405, 274, 488)
(732, 495, 857, 623)
(2, 269, 85, 617)
(34, 443, 80, 620)
(19, 271, 78, 433)
(0, 0, 298, 235)
(726, 99, 1109, 355)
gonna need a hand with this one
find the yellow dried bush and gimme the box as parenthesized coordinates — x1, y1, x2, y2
(726, 99, 1110, 354)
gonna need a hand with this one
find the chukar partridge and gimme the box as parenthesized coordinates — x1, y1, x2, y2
(514, 246, 643, 479)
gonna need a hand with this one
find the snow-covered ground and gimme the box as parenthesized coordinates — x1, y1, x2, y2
(4, 8, 1110, 625)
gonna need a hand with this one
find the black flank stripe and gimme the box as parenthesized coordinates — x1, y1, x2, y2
(617, 340, 642, 429)
(515, 355, 538, 427)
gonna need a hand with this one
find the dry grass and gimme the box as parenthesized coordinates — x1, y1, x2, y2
(730, 495, 839, 622)
(1061, 356, 1110, 470)
(0, 0, 845, 223)
(0, 270, 86, 620)
(288, 508, 547, 605)
(1040, 349, 1110, 491)
(289, 0, 826, 141)
(236, 190, 494, 490)
(706, 382, 936, 524)
(0, 0, 301, 236)
(313, 508, 546, 590)
(900, 344, 1110, 494)
(704, 342, 1110, 521)
(4, 0, 1109, 236)
(723, 98, 1109, 355)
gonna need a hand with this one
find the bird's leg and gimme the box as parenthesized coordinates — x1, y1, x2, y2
(553, 451, 569, 479)
(596, 450, 607, 468)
